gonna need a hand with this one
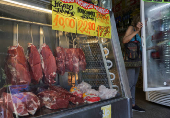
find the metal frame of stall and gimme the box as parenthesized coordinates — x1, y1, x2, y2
(0, 0, 132, 117)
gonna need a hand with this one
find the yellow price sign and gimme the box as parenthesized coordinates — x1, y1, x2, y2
(77, 19, 96, 36)
(76, 0, 97, 36)
(52, 0, 76, 33)
(52, 13, 76, 33)
(101, 105, 111, 118)
(95, 6, 111, 39)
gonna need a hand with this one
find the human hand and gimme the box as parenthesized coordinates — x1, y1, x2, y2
(136, 22, 143, 32)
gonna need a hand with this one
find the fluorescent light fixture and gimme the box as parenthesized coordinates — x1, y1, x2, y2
(150, 4, 170, 12)
(1, 0, 52, 14)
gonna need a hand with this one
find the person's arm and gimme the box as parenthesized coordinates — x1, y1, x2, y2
(122, 26, 139, 44)
(123, 22, 143, 44)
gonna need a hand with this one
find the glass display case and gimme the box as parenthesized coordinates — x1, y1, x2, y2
(0, 0, 131, 117)
(141, 0, 170, 107)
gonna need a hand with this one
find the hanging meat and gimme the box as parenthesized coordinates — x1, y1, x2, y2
(2, 92, 40, 116)
(55, 47, 65, 75)
(5, 45, 31, 85)
(40, 44, 57, 85)
(71, 48, 79, 73)
(49, 86, 84, 104)
(37, 90, 69, 110)
(65, 48, 73, 72)
(27, 43, 43, 84)
(78, 48, 86, 71)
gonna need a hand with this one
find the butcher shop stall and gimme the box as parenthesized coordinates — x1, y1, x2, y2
(0, 0, 131, 118)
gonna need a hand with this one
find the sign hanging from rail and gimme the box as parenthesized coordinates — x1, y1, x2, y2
(52, 0, 111, 39)
(52, 0, 77, 33)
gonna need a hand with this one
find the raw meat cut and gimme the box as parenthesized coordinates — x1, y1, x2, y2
(27, 43, 43, 84)
(37, 90, 69, 109)
(5, 45, 31, 85)
(65, 48, 73, 72)
(78, 48, 86, 71)
(40, 44, 57, 84)
(71, 48, 79, 73)
(0, 104, 14, 118)
(49, 86, 84, 104)
(2, 92, 40, 116)
(55, 47, 65, 75)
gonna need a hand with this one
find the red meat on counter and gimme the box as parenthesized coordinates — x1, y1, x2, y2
(2, 92, 40, 116)
(78, 48, 86, 71)
(0, 104, 14, 118)
(55, 47, 65, 75)
(37, 90, 69, 109)
(65, 48, 73, 72)
(40, 44, 57, 85)
(49, 86, 84, 104)
(5, 45, 31, 85)
(27, 43, 43, 84)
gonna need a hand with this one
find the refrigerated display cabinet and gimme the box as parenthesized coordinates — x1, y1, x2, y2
(141, 0, 170, 107)
(0, 0, 131, 118)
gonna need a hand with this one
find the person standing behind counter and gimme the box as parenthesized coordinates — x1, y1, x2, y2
(123, 15, 145, 112)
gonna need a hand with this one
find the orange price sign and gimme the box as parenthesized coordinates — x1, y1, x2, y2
(95, 6, 111, 38)
(52, 13, 76, 33)
(97, 25, 111, 38)
(77, 19, 96, 36)
(76, 0, 96, 36)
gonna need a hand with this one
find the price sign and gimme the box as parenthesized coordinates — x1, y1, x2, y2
(52, 14, 76, 33)
(101, 105, 111, 118)
(52, 0, 111, 38)
(95, 6, 111, 39)
(76, 0, 97, 36)
(52, 0, 76, 33)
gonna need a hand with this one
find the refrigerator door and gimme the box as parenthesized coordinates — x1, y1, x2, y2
(141, 0, 170, 91)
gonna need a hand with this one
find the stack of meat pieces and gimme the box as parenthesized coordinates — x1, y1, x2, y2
(40, 44, 57, 85)
(5, 45, 31, 85)
(37, 86, 84, 110)
(37, 90, 69, 109)
(0, 98, 13, 118)
(27, 43, 43, 84)
(55, 47, 86, 75)
(2, 92, 40, 116)
(49, 86, 84, 104)
(0, 105, 13, 118)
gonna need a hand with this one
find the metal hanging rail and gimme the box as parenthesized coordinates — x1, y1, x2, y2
(0, 16, 52, 27)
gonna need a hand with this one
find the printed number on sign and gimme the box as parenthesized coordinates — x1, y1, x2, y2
(97, 26, 110, 37)
(53, 15, 75, 29)
(78, 20, 95, 35)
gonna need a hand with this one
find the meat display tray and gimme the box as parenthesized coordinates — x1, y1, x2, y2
(18, 94, 122, 118)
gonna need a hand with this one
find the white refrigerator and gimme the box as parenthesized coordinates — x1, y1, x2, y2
(141, 0, 170, 107)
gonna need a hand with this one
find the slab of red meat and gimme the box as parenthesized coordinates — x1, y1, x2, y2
(27, 43, 43, 84)
(65, 48, 73, 72)
(55, 47, 65, 75)
(71, 48, 79, 73)
(2, 92, 40, 116)
(37, 90, 69, 110)
(5, 45, 31, 85)
(49, 86, 84, 104)
(0, 104, 14, 118)
(78, 48, 86, 71)
(40, 44, 57, 84)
